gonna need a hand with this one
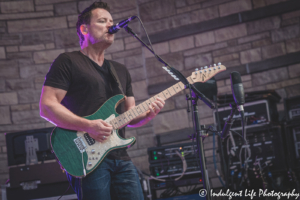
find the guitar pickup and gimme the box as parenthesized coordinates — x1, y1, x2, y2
(84, 133, 96, 145)
(74, 136, 87, 153)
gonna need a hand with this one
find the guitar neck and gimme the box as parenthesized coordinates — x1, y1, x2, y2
(110, 76, 194, 129)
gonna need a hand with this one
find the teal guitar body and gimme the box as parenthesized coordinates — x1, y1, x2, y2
(50, 94, 136, 177)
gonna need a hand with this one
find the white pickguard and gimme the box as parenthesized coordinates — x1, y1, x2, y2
(76, 114, 134, 171)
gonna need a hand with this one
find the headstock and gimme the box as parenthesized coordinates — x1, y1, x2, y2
(190, 63, 226, 83)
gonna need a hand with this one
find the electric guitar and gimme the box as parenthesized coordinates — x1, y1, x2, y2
(50, 64, 226, 177)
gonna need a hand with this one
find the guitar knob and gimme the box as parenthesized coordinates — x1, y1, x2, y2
(195, 68, 199, 71)
(200, 67, 203, 70)
(214, 64, 216, 67)
(204, 66, 207, 69)
(91, 149, 95, 154)
(88, 162, 92, 166)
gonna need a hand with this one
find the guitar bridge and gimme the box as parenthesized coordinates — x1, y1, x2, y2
(74, 137, 87, 153)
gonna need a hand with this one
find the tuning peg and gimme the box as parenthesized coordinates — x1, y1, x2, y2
(204, 66, 207, 69)
(218, 62, 221, 69)
(214, 64, 216, 67)
(195, 68, 198, 74)
(200, 67, 203, 70)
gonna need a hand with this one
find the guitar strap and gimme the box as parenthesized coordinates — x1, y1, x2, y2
(108, 61, 125, 95)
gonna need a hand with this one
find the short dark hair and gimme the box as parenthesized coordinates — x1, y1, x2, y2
(76, 2, 110, 46)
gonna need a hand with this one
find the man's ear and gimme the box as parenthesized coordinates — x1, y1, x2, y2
(80, 25, 88, 35)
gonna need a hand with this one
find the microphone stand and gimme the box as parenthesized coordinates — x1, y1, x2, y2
(124, 25, 212, 199)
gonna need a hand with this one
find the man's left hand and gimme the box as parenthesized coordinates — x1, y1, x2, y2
(147, 97, 165, 119)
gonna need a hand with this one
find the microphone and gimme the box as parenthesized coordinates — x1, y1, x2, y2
(108, 16, 137, 34)
(230, 71, 245, 112)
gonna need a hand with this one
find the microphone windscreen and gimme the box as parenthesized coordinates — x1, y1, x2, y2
(230, 71, 242, 85)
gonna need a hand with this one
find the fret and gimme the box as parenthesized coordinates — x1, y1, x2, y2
(171, 85, 177, 93)
(166, 88, 172, 96)
(176, 82, 184, 90)
(117, 114, 125, 125)
(120, 114, 129, 124)
(135, 106, 143, 115)
(141, 102, 148, 112)
(111, 118, 120, 128)
(160, 92, 167, 100)
(128, 110, 137, 119)
(130, 108, 139, 118)
(126, 111, 134, 120)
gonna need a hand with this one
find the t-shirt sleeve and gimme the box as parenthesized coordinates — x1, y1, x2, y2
(125, 68, 134, 97)
(44, 53, 72, 91)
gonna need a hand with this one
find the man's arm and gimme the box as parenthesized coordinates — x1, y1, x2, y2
(39, 86, 112, 142)
(124, 96, 165, 128)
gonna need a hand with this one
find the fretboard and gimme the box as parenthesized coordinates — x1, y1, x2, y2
(110, 76, 194, 129)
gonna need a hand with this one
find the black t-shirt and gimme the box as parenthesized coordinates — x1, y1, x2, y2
(44, 51, 134, 160)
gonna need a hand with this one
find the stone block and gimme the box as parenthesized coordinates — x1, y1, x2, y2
(275, 88, 287, 103)
(153, 109, 189, 134)
(271, 25, 300, 43)
(20, 44, 45, 52)
(6, 79, 34, 91)
(20, 64, 50, 79)
(67, 15, 78, 28)
(195, 31, 215, 47)
(125, 42, 141, 50)
(6, 46, 18, 53)
(146, 52, 184, 78)
(242, 74, 251, 82)
(46, 43, 55, 49)
(184, 53, 212, 70)
(176, 3, 201, 14)
(137, 134, 155, 149)
(36, 5, 53, 11)
(214, 53, 239, 63)
(18, 89, 41, 104)
(247, 16, 281, 35)
(77, 1, 94, 13)
(252, 38, 272, 48)
(217, 85, 231, 94)
(282, 9, 300, 20)
(0, 122, 46, 133)
(0, 34, 21, 45)
(12, 110, 44, 124)
(106, 39, 124, 53)
(55, 2, 77, 16)
(265, 78, 300, 90)
(139, 0, 176, 22)
(240, 48, 262, 64)
(170, 36, 194, 52)
(128, 67, 146, 82)
(54, 28, 79, 48)
(0, 93, 18, 105)
(144, 42, 169, 58)
(286, 84, 300, 98)
(0, 1, 34, 13)
(0, 106, 11, 125)
(7, 52, 32, 60)
(136, 126, 153, 135)
(219, 0, 252, 17)
(33, 49, 65, 64)
(112, 48, 141, 59)
(148, 75, 168, 86)
(286, 38, 300, 53)
(0, 79, 4, 92)
(215, 24, 247, 43)
(213, 43, 251, 57)
(252, 67, 289, 86)
(11, 104, 31, 112)
(187, 0, 206, 4)
(184, 42, 228, 57)
(109, 0, 136, 13)
(36, 0, 73, 5)
(217, 80, 225, 87)
(131, 80, 148, 101)
(198, 104, 214, 119)
(288, 63, 300, 79)
(282, 18, 299, 27)
(262, 42, 286, 60)
(190, 5, 219, 24)
(22, 32, 54, 45)
(175, 0, 186, 7)
(0, 47, 5, 59)
(238, 32, 270, 44)
(8, 17, 67, 33)
(0, 11, 53, 21)
(159, 98, 175, 113)
(0, 66, 19, 79)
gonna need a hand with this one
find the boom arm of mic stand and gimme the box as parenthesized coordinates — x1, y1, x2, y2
(190, 84, 216, 109)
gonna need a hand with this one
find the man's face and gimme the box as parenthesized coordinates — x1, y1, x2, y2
(86, 8, 114, 46)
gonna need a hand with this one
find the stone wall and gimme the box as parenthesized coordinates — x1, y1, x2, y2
(0, 0, 300, 197)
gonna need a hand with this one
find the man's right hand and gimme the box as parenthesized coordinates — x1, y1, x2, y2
(86, 119, 113, 142)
